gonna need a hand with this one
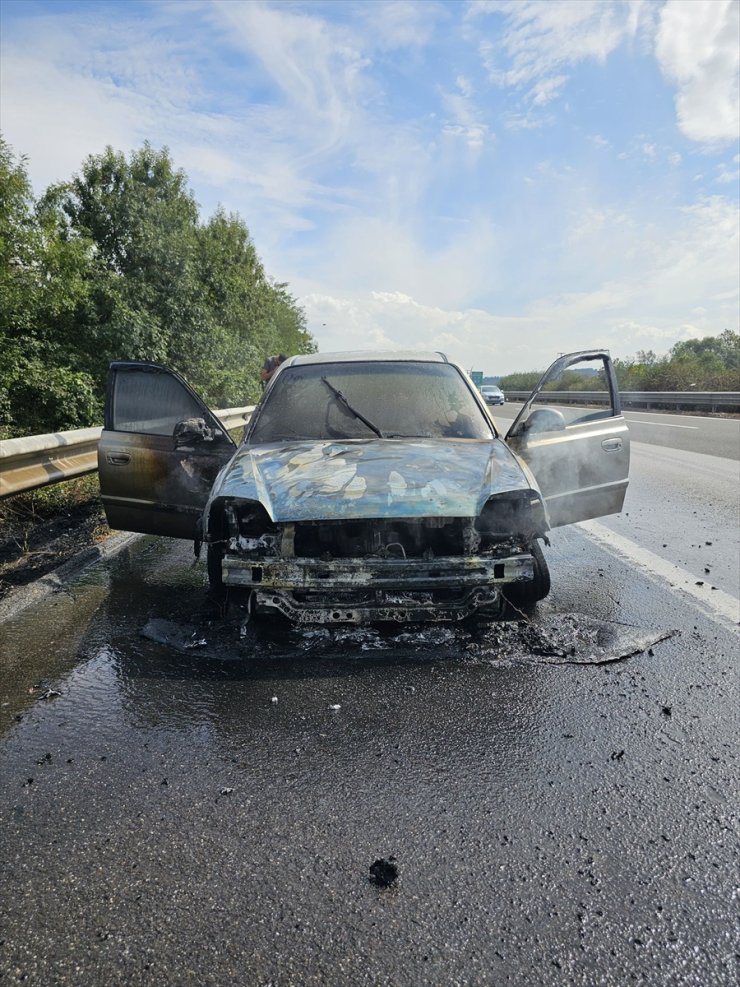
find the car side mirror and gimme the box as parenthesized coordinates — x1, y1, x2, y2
(523, 408, 566, 434)
(173, 417, 216, 448)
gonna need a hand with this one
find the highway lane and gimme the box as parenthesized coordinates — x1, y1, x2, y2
(595, 444, 740, 601)
(1, 452, 738, 986)
(494, 407, 740, 601)
(497, 403, 740, 460)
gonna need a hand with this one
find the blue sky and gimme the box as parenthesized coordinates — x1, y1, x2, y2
(1, 0, 738, 373)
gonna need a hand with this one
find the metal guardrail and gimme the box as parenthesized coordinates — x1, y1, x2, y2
(503, 391, 740, 412)
(0, 406, 254, 498)
(1, 390, 738, 499)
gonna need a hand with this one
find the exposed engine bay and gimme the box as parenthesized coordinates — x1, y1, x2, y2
(205, 493, 547, 624)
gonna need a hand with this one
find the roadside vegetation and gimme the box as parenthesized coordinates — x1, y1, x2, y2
(500, 331, 740, 393)
(0, 475, 108, 598)
(0, 135, 316, 589)
(0, 135, 315, 441)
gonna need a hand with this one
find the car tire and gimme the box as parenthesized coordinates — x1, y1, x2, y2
(504, 540, 551, 608)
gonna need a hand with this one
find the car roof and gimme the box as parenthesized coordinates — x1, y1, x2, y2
(285, 350, 449, 367)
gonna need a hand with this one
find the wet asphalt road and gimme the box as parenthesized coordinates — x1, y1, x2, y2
(1, 518, 738, 985)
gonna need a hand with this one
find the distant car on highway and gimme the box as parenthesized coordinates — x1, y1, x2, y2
(98, 350, 629, 625)
(480, 384, 505, 406)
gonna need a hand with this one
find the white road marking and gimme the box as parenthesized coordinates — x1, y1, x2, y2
(579, 519, 740, 629)
(618, 408, 739, 424)
(625, 420, 698, 429)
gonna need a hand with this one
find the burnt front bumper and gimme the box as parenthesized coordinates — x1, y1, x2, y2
(221, 553, 534, 623)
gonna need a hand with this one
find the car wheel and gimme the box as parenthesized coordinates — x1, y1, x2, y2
(504, 540, 551, 608)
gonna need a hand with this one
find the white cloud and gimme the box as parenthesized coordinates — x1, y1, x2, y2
(301, 289, 513, 370)
(655, 0, 740, 145)
(294, 212, 500, 313)
(358, 0, 442, 50)
(0, 0, 438, 253)
(530, 74, 568, 107)
(456, 75, 474, 98)
(208, 0, 370, 162)
(568, 206, 629, 242)
(470, 0, 739, 145)
(527, 194, 739, 349)
(470, 0, 640, 107)
(610, 320, 703, 345)
(297, 193, 739, 372)
(716, 163, 740, 185)
(439, 87, 491, 150)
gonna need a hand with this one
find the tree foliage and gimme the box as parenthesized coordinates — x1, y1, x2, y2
(0, 138, 315, 437)
(612, 331, 740, 391)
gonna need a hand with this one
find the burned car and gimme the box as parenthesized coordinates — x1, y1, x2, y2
(98, 351, 629, 624)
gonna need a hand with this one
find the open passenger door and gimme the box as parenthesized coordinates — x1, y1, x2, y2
(505, 351, 629, 528)
(98, 362, 236, 539)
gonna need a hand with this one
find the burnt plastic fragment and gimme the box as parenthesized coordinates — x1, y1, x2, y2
(370, 856, 399, 887)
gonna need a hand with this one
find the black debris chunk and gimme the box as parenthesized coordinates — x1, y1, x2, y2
(661, 705, 672, 717)
(370, 856, 398, 888)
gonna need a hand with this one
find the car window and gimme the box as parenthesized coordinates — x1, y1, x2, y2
(112, 369, 207, 435)
(250, 362, 493, 442)
(522, 357, 615, 430)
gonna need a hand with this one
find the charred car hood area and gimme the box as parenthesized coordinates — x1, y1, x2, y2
(204, 438, 547, 624)
(212, 438, 535, 522)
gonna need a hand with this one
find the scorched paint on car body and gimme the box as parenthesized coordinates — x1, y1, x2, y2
(98, 350, 630, 624)
(213, 439, 533, 520)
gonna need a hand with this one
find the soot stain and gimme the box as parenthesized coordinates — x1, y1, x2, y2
(139, 611, 676, 667)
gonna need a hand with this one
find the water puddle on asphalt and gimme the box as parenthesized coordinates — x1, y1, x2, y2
(0, 533, 676, 739)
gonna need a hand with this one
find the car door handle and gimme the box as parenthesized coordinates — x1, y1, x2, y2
(106, 453, 131, 465)
(601, 438, 622, 452)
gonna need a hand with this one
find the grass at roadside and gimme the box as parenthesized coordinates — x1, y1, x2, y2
(0, 475, 111, 598)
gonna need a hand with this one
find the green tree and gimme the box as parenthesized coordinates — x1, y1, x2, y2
(58, 143, 202, 378)
(0, 139, 100, 435)
(0, 137, 314, 436)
